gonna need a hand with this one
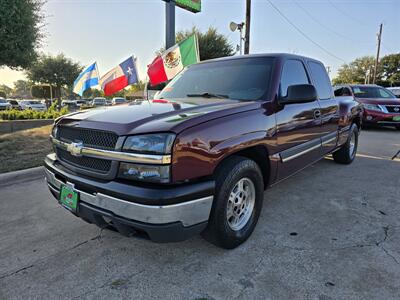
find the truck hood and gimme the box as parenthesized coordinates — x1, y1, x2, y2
(57, 98, 260, 135)
(355, 97, 400, 105)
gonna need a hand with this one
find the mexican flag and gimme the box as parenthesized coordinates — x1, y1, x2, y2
(147, 34, 199, 86)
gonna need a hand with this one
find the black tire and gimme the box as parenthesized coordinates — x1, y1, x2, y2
(202, 156, 264, 249)
(333, 123, 359, 164)
(395, 125, 400, 131)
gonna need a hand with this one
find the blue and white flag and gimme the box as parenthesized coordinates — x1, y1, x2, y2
(73, 62, 99, 96)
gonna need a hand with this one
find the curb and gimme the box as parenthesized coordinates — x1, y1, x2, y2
(0, 166, 44, 187)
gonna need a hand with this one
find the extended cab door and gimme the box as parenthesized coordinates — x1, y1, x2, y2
(307, 61, 340, 154)
(275, 59, 322, 180)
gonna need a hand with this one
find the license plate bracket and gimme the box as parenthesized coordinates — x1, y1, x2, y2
(59, 185, 79, 212)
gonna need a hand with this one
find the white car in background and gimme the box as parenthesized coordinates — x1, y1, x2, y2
(19, 100, 47, 111)
(112, 97, 127, 105)
(0, 98, 12, 110)
(91, 97, 107, 107)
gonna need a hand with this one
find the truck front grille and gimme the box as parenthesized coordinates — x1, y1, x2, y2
(55, 126, 118, 174)
(57, 126, 118, 150)
(56, 148, 112, 173)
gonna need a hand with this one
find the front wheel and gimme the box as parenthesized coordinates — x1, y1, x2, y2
(333, 123, 359, 164)
(202, 156, 264, 249)
(395, 125, 400, 131)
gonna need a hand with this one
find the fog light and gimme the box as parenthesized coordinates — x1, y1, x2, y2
(366, 116, 373, 121)
(118, 162, 170, 183)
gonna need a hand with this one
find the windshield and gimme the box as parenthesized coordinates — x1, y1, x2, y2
(352, 86, 396, 99)
(158, 57, 275, 101)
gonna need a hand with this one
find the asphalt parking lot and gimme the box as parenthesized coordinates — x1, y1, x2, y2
(1, 128, 399, 299)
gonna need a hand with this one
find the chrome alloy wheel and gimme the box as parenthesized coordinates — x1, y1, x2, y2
(226, 177, 256, 231)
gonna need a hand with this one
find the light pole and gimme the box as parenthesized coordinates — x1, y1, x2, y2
(230, 21, 245, 55)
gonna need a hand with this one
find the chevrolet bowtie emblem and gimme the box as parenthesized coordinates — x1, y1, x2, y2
(67, 142, 83, 157)
(394, 107, 399, 112)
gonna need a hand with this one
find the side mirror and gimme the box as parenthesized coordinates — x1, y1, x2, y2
(279, 84, 318, 105)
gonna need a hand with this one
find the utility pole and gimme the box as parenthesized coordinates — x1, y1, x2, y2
(372, 23, 383, 84)
(244, 0, 251, 54)
(165, 0, 176, 49)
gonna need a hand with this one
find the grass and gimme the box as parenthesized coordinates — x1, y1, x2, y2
(0, 125, 52, 173)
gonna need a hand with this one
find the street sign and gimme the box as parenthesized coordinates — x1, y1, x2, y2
(163, 0, 201, 13)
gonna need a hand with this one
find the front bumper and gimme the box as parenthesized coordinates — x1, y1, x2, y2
(44, 154, 215, 242)
(363, 109, 400, 126)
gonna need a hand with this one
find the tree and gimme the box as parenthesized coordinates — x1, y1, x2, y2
(82, 88, 104, 99)
(12, 80, 32, 98)
(0, 0, 44, 69)
(380, 53, 400, 86)
(26, 54, 82, 107)
(159, 27, 235, 61)
(333, 56, 376, 85)
(0, 84, 12, 98)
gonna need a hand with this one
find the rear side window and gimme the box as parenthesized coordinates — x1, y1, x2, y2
(280, 60, 309, 97)
(308, 61, 333, 100)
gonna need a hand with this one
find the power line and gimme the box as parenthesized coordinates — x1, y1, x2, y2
(266, 0, 347, 63)
(327, 0, 367, 27)
(293, 0, 374, 49)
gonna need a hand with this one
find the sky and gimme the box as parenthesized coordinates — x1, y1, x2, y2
(0, 0, 399, 88)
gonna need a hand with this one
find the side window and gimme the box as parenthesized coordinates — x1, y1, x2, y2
(343, 87, 352, 96)
(334, 87, 343, 96)
(308, 61, 333, 100)
(280, 60, 309, 97)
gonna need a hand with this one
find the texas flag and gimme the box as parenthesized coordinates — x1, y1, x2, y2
(100, 56, 138, 96)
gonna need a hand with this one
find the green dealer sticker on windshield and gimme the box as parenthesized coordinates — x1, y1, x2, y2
(60, 185, 79, 212)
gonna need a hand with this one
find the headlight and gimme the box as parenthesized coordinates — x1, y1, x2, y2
(363, 104, 382, 112)
(118, 163, 170, 183)
(122, 133, 175, 154)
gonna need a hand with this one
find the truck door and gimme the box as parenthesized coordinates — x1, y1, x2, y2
(307, 61, 340, 154)
(275, 59, 322, 180)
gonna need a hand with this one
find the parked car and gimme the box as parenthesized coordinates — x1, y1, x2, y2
(61, 100, 79, 111)
(45, 54, 362, 249)
(75, 100, 89, 107)
(334, 84, 400, 130)
(105, 99, 112, 106)
(91, 97, 107, 107)
(18, 100, 47, 111)
(7, 99, 22, 110)
(0, 98, 11, 110)
(387, 87, 400, 98)
(112, 97, 127, 105)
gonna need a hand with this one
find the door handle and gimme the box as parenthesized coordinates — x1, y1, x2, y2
(314, 109, 321, 119)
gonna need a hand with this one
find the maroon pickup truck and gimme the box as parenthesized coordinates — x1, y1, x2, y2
(45, 54, 363, 249)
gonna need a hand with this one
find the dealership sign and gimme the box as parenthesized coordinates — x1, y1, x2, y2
(163, 0, 201, 13)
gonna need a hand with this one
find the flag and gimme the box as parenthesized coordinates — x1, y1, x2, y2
(73, 62, 99, 96)
(100, 56, 138, 96)
(147, 34, 199, 86)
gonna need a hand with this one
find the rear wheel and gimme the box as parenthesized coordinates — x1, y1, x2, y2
(202, 156, 264, 249)
(333, 123, 359, 164)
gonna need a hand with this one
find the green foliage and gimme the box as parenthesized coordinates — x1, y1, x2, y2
(333, 53, 400, 86)
(380, 53, 400, 86)
(0, 103, 69, 120)
(26, 53, 82, 88)
(82, 88, 104, 98)
(12, 80, 32, 98)
(0, 0, 44, 69)
(159, 26, 235, 61)
(333, 56, 376, 85)
(26, 53, 82, 107)
(0, 84, 12, 98)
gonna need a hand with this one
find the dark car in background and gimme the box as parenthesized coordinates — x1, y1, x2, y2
(334, 84, 400, 130)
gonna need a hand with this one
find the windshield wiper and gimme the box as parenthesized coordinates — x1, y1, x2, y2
(187, 92, 229, 99)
